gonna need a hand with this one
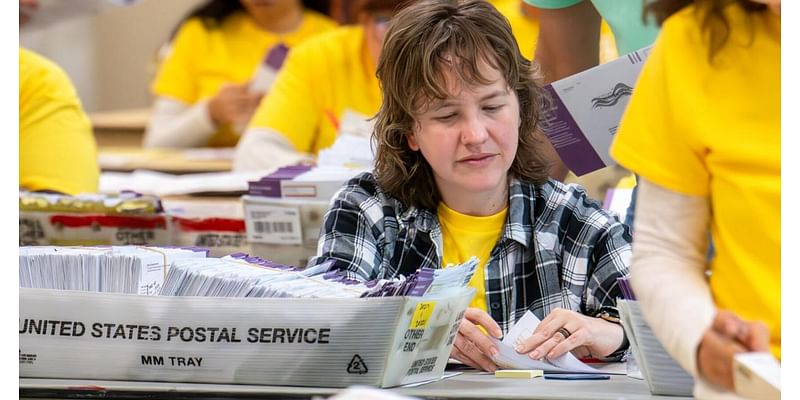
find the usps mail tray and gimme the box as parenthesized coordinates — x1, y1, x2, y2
(19, 287, 472, 388)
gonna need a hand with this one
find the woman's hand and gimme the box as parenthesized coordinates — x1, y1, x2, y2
(207, 82, 263, 127)
(450, 308, 503, 372)
(514, 308, 623, 360)
(696, 311, 770, 390)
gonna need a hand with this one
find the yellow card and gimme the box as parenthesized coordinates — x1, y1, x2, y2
(409, 302, 436, 329)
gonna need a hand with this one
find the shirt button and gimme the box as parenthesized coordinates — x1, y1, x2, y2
(490, 303, 500, 310)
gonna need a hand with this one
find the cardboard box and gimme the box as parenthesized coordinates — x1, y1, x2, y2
(242, 196, 328, 266)
(19, 287, 473, 388)
(19, 211, 170, 247)
(171, 217, 248, 258)
(242, 196, 328, 246)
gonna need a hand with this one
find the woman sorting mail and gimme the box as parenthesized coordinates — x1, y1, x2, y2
(306, 0, 632, 372)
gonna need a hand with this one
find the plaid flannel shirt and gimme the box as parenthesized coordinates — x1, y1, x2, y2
(309, 172, 631, 336)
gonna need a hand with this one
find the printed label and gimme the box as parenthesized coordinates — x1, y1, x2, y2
(409, 302, 436, 329)
(245, 203, 302, 245)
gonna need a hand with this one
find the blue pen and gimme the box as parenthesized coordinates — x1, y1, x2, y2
(544, 373, 610, 380)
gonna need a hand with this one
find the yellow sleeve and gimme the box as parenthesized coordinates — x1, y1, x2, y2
(20, 49, 99, 195)
(609, 24, 708, 197)
(246, 39, 322, 153)
(151, 19, 204, 104)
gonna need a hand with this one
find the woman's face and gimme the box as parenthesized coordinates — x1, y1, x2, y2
(407, 58, 520, 205)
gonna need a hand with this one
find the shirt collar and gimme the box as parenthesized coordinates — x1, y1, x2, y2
(402, 178, 534, 247)
(504, 178, 533, 247)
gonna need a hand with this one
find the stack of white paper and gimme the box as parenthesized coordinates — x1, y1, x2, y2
(159, 255, 478, 300)
(617, 299, 694, 396)
(734, 352, 780, 400)
(19, 246, 208, 295)
(100, 170, 267, 196)
(317, 111, 376, 168)
(160, 257, 367, 298)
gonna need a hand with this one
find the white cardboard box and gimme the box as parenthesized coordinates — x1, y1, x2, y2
(171, 216, 249, 258)
(242, 196, 328, 247)
(19, 288, 473, 388)
(19, 211, 171, 247)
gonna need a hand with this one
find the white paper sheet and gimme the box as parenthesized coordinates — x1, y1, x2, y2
(490, 311, 614, 374)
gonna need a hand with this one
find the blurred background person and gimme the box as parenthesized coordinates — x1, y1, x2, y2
(20, 0, 106, 195)
(143, 0, 337, 149)
(490, 0, 539, 60)
(20, 47, 100, 195)
(233, 0, 411, 171)
(610, 0, 780, 398)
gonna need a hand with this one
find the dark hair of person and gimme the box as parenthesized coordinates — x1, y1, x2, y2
(171, 0, 330, 38)
(645, 0, 768, 60)
(373, 0, 550, 210)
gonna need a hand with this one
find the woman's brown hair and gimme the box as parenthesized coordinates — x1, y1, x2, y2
(373, 0, 550, 210)
(646, 0, 768, 61)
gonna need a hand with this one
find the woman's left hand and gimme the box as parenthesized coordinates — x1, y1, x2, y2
(513, 308, 623, 360)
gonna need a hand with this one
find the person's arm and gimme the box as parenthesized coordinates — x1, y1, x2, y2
(532, 1, 602, 181)
(232, 127, 313, 171)
(630, 178, 716, 377)
(534, 1, 601, 83)
(142, 97, 216, 148)
(632, 179, 772, 393)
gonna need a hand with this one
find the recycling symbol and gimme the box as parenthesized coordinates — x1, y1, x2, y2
(347, 354, 368, 374)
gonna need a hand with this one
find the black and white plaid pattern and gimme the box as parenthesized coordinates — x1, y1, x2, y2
(309, 172, 632, 335)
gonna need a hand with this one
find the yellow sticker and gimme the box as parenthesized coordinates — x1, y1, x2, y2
(409, 302, 436, 329)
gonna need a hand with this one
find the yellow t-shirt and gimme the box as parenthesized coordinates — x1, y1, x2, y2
(247, 25, 381, 154)
(438, 202, 508, 312)
(610, 5, 780, 358)
(19, 48, 99, 195)
(151, 10, 336, 147)
(490, 0, 539, 60)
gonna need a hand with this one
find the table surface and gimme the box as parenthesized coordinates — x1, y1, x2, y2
(90, 108, 151, 147)
(90, 108, 152, 130)
(20, 373, 692, 400)
(98, 146, 234, 174)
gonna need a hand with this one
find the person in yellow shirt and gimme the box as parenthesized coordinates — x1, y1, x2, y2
(20, 48, 100, 195)
(144, 0, 337, 148)
(233, 0, 409, 171)
(610, 0, 779, 397)
(490, 0, 539, 60)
